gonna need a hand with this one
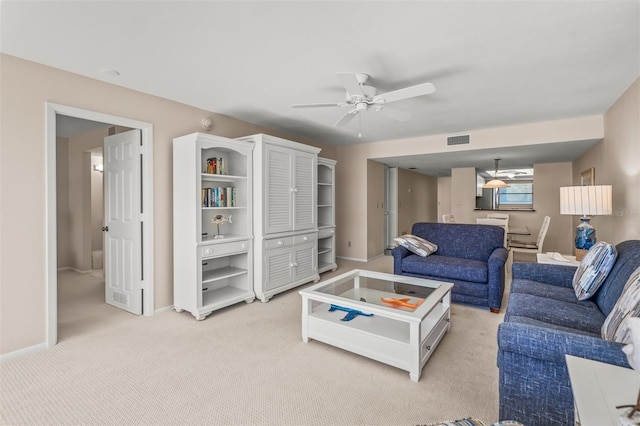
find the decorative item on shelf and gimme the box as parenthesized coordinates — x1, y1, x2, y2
(616, 317, 640, 425)
(560, 185, 613, 260)
(483, 158, 510, 189)
(210, 214, 232, 239)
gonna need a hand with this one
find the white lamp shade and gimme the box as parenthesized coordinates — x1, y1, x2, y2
(560, 185, 613, 216)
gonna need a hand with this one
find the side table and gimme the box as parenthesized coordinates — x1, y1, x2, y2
(537, 252, 580, 267)
(566, 355, 639, 425)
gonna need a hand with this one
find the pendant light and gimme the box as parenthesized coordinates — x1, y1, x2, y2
(483, 158, 510, 189)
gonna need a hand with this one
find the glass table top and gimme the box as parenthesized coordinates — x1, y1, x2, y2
(309, 270, 445, 313)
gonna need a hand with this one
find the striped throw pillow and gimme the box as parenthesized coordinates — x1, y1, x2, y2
(602, 266, 640, 343)
(394, 234, 438, 257)
(572, 241, 618, 300)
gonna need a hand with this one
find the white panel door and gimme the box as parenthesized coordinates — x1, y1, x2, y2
(104, 129, 142, 315)
(293, 152, 316, 231)
(264, 144, 293, 234)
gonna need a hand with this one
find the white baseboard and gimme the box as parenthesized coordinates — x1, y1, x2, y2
(336, 256, 368, 262)
(0, 342, 47, 362)
(154, 305, 174, 315)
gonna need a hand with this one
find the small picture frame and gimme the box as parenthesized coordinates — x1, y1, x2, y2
(581, 167, 595, 186)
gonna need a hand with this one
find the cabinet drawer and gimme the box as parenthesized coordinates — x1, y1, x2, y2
(201, 241, 249, 259)
(318, 228, 335, 239)
(294, 233, 316, 245)
(264, 237, 293, 250)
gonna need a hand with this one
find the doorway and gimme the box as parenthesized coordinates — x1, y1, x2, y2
(46, 103, 154, 348)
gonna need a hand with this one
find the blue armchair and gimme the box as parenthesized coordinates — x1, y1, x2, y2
(392, 222, 508, 312)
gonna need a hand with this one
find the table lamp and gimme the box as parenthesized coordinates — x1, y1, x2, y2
(560, 185, 612, 259)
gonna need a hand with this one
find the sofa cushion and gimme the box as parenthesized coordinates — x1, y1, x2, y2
(394, 234, 438, 257)
(510, 279, 595, 306)
(504, 315, 601, 338)
(506, 293, 606, 334)
(402, 254, 488, 284)
(573, 241, 617, 300)
(601, 266, 640, 343)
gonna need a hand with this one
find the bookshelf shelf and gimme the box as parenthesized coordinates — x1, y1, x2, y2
(317, 157, 337, 274)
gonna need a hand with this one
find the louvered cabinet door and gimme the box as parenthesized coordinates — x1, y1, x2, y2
(264, 246, 294, 291)
(264, 145, 293, 234)
(293, 151, 317, 231)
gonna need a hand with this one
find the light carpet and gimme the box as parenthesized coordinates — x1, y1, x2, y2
(0, 257, 506, 425)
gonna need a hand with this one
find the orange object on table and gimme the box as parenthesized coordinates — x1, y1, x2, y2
(380, 297, 423, 309)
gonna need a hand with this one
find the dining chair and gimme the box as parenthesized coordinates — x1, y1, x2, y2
(488, 213, 510, 243)
(487, 212, 510, 221)
(509, 216, 551, 253)
(442, 214, 455, 223)
(476, 218, 509, 247)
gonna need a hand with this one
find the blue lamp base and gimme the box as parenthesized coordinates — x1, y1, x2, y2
(575, 217, 596, 250)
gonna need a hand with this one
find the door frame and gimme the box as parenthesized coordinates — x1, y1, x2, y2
(45, 102, 154, 348)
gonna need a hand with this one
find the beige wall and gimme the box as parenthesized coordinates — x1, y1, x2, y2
(573, 77, 640, 245)
(336, 115, 604, 260)
(437, 177, 452, 222)
(397, 168, 437, 235)
(0, 54, 334, 356)
(66, 127, 108, 270)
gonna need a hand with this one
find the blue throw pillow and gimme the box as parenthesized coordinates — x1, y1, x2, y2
(572, 241, 618, 300)
(602, 266, 640, 343)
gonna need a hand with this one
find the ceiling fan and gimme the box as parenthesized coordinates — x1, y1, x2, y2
(292, 72, 436, 134)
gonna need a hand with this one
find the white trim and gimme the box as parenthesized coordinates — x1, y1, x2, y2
(154, 305, 174, 315)
(0, 343, 47, 362)
(336, 256, 369, 262)
(45, 102, 155, 350)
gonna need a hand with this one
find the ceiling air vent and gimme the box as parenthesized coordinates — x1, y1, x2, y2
(447, 135, 470, 146)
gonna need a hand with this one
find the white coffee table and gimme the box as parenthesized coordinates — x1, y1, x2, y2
(299, 269, 453, 382)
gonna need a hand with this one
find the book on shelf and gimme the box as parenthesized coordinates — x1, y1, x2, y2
(201, 186, 237, 207)
(205, 157, 225, 175)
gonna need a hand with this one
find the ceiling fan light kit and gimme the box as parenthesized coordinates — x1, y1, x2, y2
(292, 72, 436, 134)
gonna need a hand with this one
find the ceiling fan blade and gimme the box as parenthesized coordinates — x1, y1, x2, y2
(377, 82, 436, 104)
(336, 72, 365, 96)
(377, 106, 412, 122)
(333, 109, 359, 127)
(292, 103, 343, 108)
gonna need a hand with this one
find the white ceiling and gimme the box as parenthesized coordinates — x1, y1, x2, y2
(2, 1, 638, 174)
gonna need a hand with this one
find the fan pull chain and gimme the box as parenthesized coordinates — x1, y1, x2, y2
(358, 113, 362, 138)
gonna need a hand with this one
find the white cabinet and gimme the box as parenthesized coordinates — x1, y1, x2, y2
(237, 134, 321, 302)
(172, 133, 254, 320)
(317, 157, 337, 273)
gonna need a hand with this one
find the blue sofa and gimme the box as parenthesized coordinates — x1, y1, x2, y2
(392, 222, 508, 312)
(497, 240, 640, 426)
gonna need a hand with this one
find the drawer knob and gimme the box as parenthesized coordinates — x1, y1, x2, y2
(241, 243, 247, 249)
(303, 236, 308, 241)
(278, 240, 284, 246)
